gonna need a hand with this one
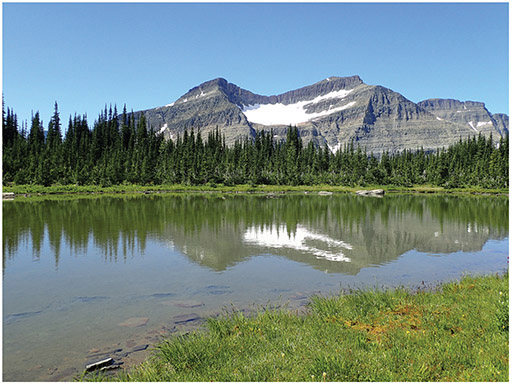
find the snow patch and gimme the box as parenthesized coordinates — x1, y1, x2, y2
(243, 224, 351, 262)
(165, 102, 175, 107)
(468, 121, 478, 132)
(158, 123, 168, 134)
(242, 89, 355, 126)
(477, 121, 492, 127)
(327, 142, 342, 153)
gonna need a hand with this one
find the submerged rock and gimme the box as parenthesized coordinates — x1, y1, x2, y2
(173, 313, 202, 325)
(167, 300, 205, 308)
(129, 344, 148, 353)
(118, 317, 149, 328)
(269, 288, 292, 294)
(148, 292, 175, 298)
(85, 348, 123, 361)
(5, 310, 43, 324)
(74, 296, 108, 303)
(289, 292, 308, 300)
(200, 285, 232, 295)
(125, 340, 137, 348)
(205, 285, 230, 290)
(119, 344, 149, 358)
(52, 367, 78, 381)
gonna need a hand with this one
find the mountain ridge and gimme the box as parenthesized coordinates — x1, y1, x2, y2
(138, 76, 507, 155)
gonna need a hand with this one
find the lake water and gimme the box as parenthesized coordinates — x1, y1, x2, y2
(2, 193, 509, 381)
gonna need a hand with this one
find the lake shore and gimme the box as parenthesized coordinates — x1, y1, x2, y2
(85, 273, 508, 382)
(2, 183, 509, 198)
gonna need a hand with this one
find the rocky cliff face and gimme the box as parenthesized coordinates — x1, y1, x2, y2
(417, 98, 502, 137)
(137, 76, 508, 155)
(492, 113, 509, 136)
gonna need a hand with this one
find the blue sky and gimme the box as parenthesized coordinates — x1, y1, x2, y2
(3, 2, 509, 130)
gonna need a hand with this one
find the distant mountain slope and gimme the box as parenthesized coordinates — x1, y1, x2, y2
(138, 76, 508, 155)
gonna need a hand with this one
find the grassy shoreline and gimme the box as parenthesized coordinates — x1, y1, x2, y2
(85, 273, 508, 382)
(2, 183, 509, 197)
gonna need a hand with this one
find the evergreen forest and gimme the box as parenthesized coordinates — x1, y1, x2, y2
(2, 103, 509, 189)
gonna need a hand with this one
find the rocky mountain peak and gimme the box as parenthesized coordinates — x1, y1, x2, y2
(175, 77, 229, 102)
(271, 75, 364, 105)
(177, 75, 366, 107)
(417, 98, 499, 135)
(323, 75, 364, 87)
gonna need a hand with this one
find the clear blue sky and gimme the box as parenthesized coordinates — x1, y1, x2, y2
(3, 2, 509, 130)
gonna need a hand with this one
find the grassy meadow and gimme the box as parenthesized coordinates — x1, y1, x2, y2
(3, 183, 508, 196)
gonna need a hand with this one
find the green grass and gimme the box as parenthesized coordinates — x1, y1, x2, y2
(3, 183, 508, 196)
(85, 273, 509, 382)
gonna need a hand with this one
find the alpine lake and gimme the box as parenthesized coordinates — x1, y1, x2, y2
(2, 192, 509, 381)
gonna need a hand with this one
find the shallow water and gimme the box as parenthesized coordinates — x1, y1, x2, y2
(2, 193, 509, 381)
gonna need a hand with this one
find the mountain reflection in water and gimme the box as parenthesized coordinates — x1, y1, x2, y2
(244, 224, 352, 262)
(3, 193, 509, 275)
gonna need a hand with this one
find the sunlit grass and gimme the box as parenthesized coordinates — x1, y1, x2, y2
(3, 183, 508, 196)
(85, 273, 508, 382)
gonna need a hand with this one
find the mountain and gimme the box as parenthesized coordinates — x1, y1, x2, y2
(138, 76, 508, 155)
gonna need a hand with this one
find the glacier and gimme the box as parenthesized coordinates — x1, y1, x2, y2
(241, 89, 355, 126)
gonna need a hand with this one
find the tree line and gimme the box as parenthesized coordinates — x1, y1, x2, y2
(2, 102, 509, 188)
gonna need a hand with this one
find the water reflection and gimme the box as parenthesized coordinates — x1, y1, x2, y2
(244, 224, 352, 262)
(3, 193, 509, 274)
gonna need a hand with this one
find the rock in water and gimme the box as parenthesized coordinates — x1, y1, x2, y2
(85, 358, 113, 372)
(129, 344, 149, 353)
(169, 300, 205, 308)
(125, 340, 137, 348)
(173, 313, 201, 324)
(148, 292, 175, 298)
(118, 317, 149, 328)
(4, 310, 43, 324)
